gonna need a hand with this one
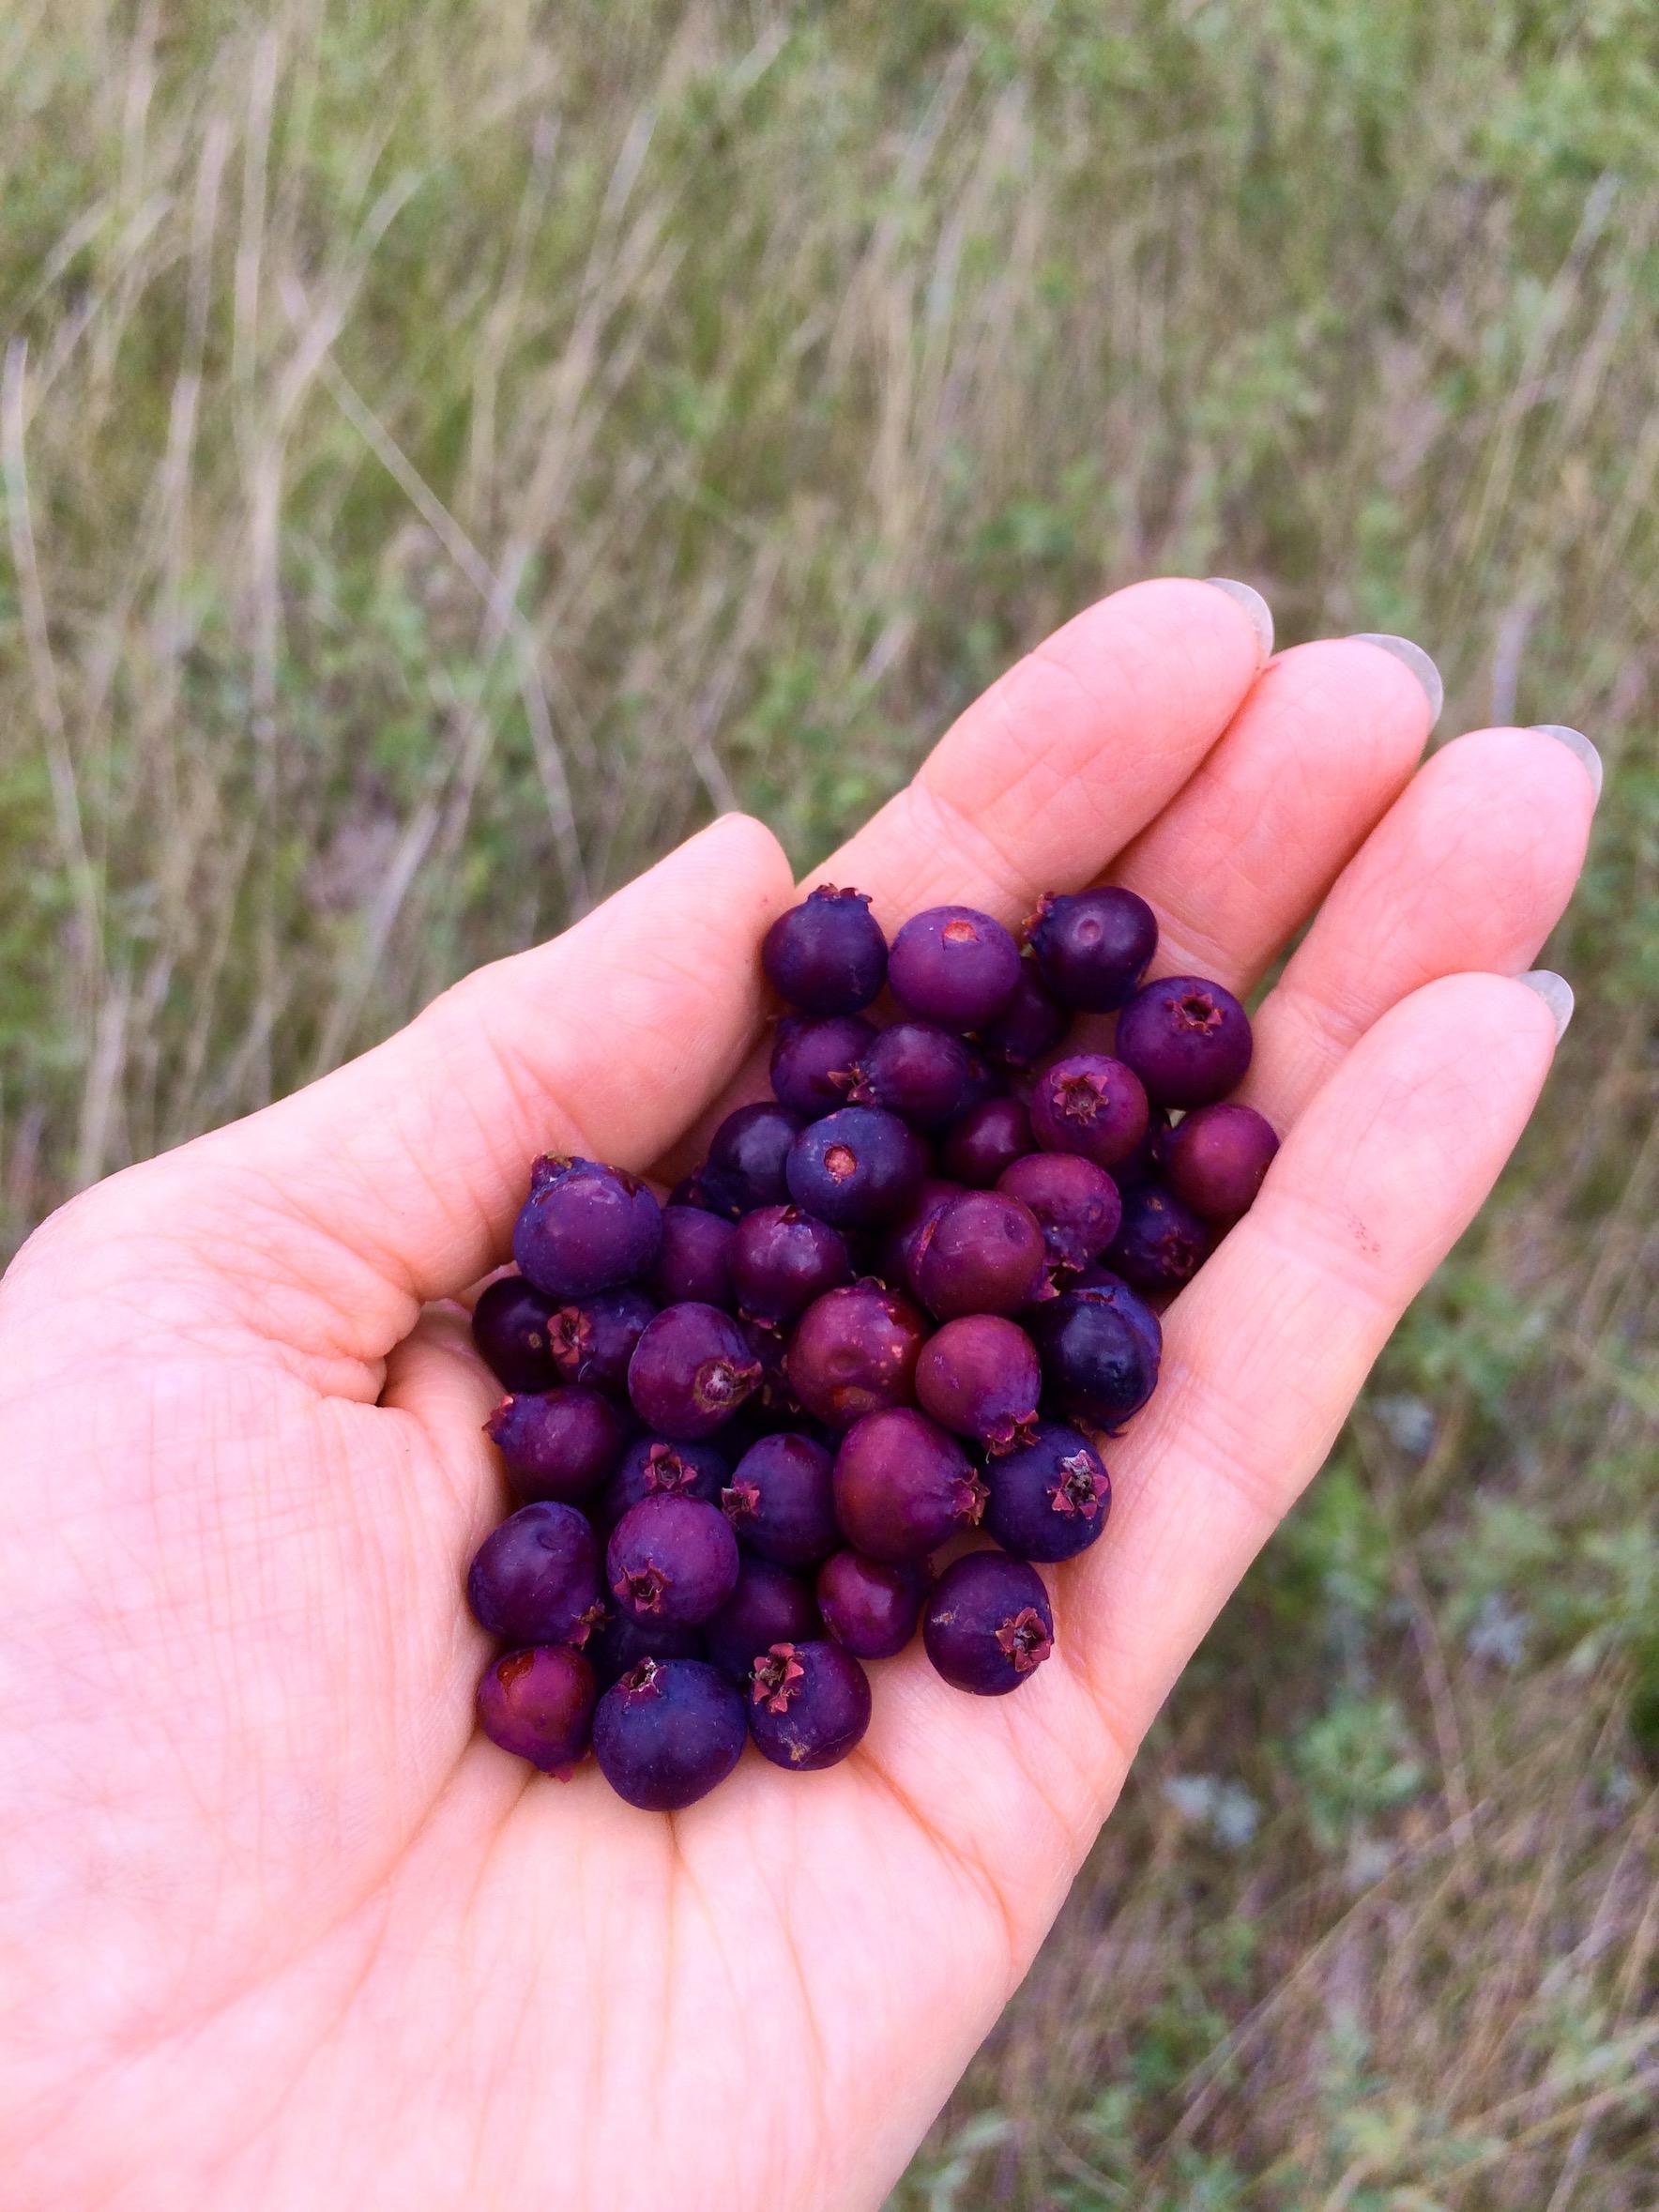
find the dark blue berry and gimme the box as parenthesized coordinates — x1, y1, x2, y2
(1114, 974, 1253, 1106)
(730, 1205, 852, 1324)
(982, 1421, 1111, 1562)
(888, 905, 1022, 1030)
(784, 1106, 929, 1228)
(466, 1503, 604, 1649)
(704, 1556, 822, 1684)
(471, 1275, 557, 1394)
(1025, 1279, 1162, 1429)
(606, 1493, 739, 1627)
(592, 1657, 746, 1810)
(485, 1386, 629, 1504)
(699, 1102, 804, 1218)
(601, 1435, 729, 1522)
(975, 958, 1068, 1066)
(1027, 887, 1158, 1010)
(939, 1097, 1035, 1188)
(769, 1013, 876, 1116)
(586, 1610, 705, 1691)
(546, 1287, 655, 1394)
(721, 1431, 839, 1566)
(923, 1552, 1054, 1695)
(845, 1021, 971, 1129)
(762, 885, 888, 1014)
(748, 1640, 872, 1771)
(1105, 1182, 1210, 1293)
(647, 1205, 736, 1307)
(512, 1155, 662, 1297)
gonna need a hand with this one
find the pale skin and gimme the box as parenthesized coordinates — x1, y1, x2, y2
(0, 579, 1595, 2212)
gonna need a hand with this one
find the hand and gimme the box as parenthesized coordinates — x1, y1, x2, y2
(0, 580, 1592, 2212)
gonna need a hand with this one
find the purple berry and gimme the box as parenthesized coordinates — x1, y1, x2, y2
(628, 1302, 763, 1438)
(888, 904, 1023, 1030)
(997, 1152, 1122, 1275)
(647, 1205, 737, 1307)
(606, 1493, 740, 1626)
(546, 1287, 655, 1395)
(762, 884, 889, 1014)
(875, 1177, 964, 1300)
(471, 1275, 557, 1393)
(737, 1315, 804, 1421)
(512, 1155, 662, 1297)
(769, 1013, 876, 1116)
(748, 1640, 872, 1771)
(923, 1552, 1054, 1696)
(975, 959, 1069, 1067)
(816, 1551, 927, 1660)
(586, 1609, 705, 1691)
(601, 1435, 728, 1521)
(939, 1096, 1035, 1187)
(1164, 1101, 1279, 1219)
(466, 1502, 604, 1648)
(721, 1431, 840, 1566)
(982, 1421, 1111, 1562)
(1105, 1182, 1210, 1294)
(1030, 1053, 1149, 1168)
(844, 1021, 972, 1129)
(592, 1657, 746, 1810)
(1027, 887, 1158, 1010)
(914, 1189, 1048, 1320)
(1110, 1104, 1174, 1192)
(1114, 973, 1254, 1106)
(914, 1314, 1042, 1454)
(954, 1047, 1008, 1114)
(832, 1407, 986, 1563)
(784, 1106, 929, 1228)
(731, 1204, 852, 1325)
(1026, 1279, 1162, 1429)
(785, 1281, 927, 1429)
(477, 1646, 597, 1776)
(704, 1556, 822, 1683)
(699, 1101, 804, 1218)
(485, 1386, 629, 1504)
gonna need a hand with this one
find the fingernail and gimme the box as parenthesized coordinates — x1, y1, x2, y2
(1348, 633, 1444, 726)
(1204, 577, 1274, 664)
(1530, 724, 1603, 803)
(1516, 969, 1575, 1040)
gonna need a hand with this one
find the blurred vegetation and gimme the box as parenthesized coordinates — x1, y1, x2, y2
(2, 2, 1654, 2204)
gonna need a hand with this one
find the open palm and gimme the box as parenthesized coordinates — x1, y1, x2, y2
(0, 580, 1593, 2212)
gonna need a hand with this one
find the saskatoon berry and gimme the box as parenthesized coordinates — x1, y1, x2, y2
(769, 1013, 875, 1116)
(954, 1047, 1008, 1114)
(997, 1151, 1121, 1275)
(1114, 973, 1253, 1106)
(721, 1431, 840, 1567)
(940, 1096, 1035, 1188)
(761, 884, 888, 1014)
(700, 1102, 804, 1218)
(923, 1552, 1055, 1696)
(730, 1204, 852, 1325)
(785, 1106, 928, 1228)
(844, 1021, 971, 1130)
(915, 1314, 1043, 1454)
(876, 1177, 964, 1302)
(785, 1281, 928, 1429)
(477, 1646, 597, 1777)
(1027, 887, 1158, 1011)
(586, 1610, 706, 1692)
(1164, 1101, 1279, 1219)
(512, 1155, 662, 1298)
(606, 1494, 740, 1627)
(1029, 1053, 1149, 1169)
(486, 1386, 629, 1504)
(1026, 1280, 1162, 1429)
(816, 1550, 927, 1660)
(592, 1657, 746, 1811)
(546, 1287, 655, 1394)
(1105, 1182, 1210, 1294)
(1110, 1103, 1173, 1193)
(471, 1275, 557, 1394)
(748, 1640, 872, 1772)
(982, 1421, 1111, 1563)
(888, 905, 1023, 1030)
(914, 1190, 1048, 1320)
(648, 1205, 737, 1307)
(466, 1502, 604, 1649)
(832, 1407, 986, 1563)
(975, 958, 1068, 1068)
(628, 1302, 763, 1439)
(737, 1316, 804, 1420)
(704, 1557, 822, 1684)
(601, 1435, 728, 1521)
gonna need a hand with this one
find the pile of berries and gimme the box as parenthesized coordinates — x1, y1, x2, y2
(466, 886, 1278, 1809)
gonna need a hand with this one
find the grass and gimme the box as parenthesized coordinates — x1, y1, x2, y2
(3, 2, 1656, 2204)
